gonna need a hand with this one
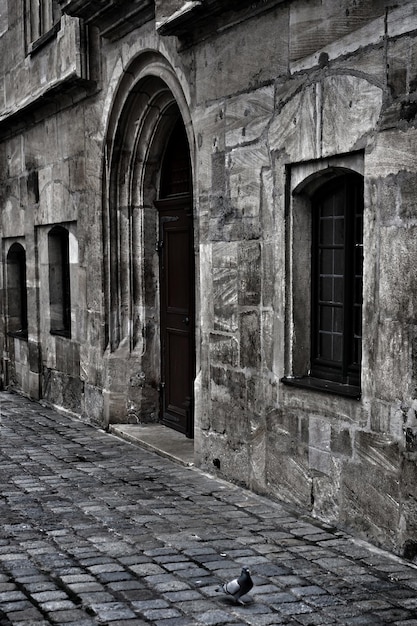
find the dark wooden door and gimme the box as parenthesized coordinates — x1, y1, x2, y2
(158, 201, 194, 436)
(156, 119, 194, 437)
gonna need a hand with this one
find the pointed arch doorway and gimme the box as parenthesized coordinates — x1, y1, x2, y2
(103, 57, 196, 443)
(155, 118, 195, 438)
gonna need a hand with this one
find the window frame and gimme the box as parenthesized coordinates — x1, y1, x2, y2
(48, 225, 71, 338)
(281, 156, 364, 400)
(6, 242, 28, 340)
(310, 174, 363, 388)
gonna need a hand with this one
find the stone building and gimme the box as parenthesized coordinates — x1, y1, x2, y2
(1, 0, 417, 557)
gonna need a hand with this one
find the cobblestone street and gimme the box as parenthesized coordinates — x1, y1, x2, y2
(1, 391, 417, 625)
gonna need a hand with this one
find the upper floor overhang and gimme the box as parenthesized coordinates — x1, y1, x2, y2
(57, 0, 284, 41)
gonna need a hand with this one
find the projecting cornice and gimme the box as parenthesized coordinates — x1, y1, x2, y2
(155, 0, 285, 37)
(57, 1, 284, 41)
(58, 0, 154, 41)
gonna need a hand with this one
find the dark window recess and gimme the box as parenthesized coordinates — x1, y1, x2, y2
(48, 226, 71, 337)
(7, 243, 28, 339)
(159, 119, 191, 198)
(283, 172, 363, 398)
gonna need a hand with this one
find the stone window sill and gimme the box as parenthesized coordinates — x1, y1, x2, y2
(50, 329, 71, 338)
(281, 376, 361, 400)
(7, 330, 28, 341)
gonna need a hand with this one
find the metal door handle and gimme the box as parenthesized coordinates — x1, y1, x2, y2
(183, 317, 190, 325)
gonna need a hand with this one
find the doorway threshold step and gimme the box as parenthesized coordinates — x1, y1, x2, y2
(108, 423, 194, 467)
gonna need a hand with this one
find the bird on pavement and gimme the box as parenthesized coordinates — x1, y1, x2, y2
(216, 567, 254, 605)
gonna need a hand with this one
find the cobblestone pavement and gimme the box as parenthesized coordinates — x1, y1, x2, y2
(1, 392, 417, 626)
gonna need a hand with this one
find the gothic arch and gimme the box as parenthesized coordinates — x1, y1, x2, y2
(102, 51, 196, 427)
(103, 52, 194, 348)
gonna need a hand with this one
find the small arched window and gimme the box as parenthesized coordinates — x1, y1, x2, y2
(6, 243, 28, 338)
(282, 164, 364, 399)
(48, 226, 71, 337)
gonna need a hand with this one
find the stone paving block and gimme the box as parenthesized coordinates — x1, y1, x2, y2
(5, 613, 51, 626)
(76, 591, 115, 603)
(62, 621, 98, 626)
(252, 576, 282, 596)
(131, 599, 170, 611)
(101, 621, 148, 626)
(141, 607, 183, 620)
(0, 590, 27, 602)
(66, 581, 103, 593)
(307, 595, 347, 608)
(98, 571, 135, 583)
(274, 600, 314, 616)
(342, 616, 382, 625)
(30, 590, 68, 603)
(87, 562, 125, 574)
(40, 599, 79, 611)
(129, 562, 166, 576)
(89, 601, 138, 620)
(196, 609, 238, 624)
(169, 599, 214, 614)
(60, 573, 96, 584)
(291, 584, 327, 596)
(2, 607, 46, 622)
(243, 615, 287, 625)
(46, 608, 96, 622)
(295, 613, 337, 625)
(0, 601, 32, 613)
(154, 580, 193, 593)
(106, 580, 146, 592)
(153, 617, 202, 626)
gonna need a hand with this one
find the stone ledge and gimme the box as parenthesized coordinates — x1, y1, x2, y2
(156, 0, 285, 37)
(59, 0, 154, 41)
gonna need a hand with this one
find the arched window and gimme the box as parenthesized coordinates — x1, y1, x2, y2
(310, 173, 363, 388)
(282, 164, 364, 399)
(48, 226, 71, 337)
(6, 243, 28, 338)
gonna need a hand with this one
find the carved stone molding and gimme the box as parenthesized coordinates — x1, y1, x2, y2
(58, 0, 154, 40)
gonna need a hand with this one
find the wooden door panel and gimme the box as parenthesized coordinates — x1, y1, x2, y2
(159, 204, 194, 436)
(165, 228, 190, 312)
(164, 328, 190, 428)
(156, 118, 194, 437)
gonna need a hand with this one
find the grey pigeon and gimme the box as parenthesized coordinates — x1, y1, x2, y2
(217, 567, 254, 604)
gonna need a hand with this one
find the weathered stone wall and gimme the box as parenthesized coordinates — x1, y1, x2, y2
(0, 0, 417, 556)
(192, 0, 417, 556)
